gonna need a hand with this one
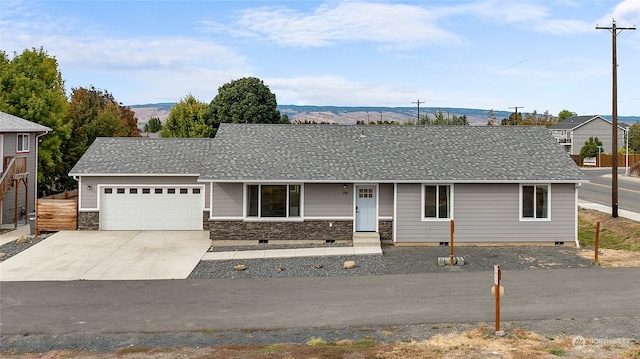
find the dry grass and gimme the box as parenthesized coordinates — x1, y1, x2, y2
(3, 326, 638, 358)
(577, 209, 640, 267)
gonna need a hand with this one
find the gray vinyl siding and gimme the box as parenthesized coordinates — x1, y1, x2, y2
(396, 183, 576, 243)
(379, 183, 394, 217)
(571, 118, 625, 155)
(454, 183, 575, 242)
(396, 184, 450, 242)
(1, 132, 39, 225)
(212, 182, 243, 217)
(304, 183, 353, 217)
(80, 176, 207, 210)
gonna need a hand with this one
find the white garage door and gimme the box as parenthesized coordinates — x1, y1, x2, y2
(100, 185, 204, 230)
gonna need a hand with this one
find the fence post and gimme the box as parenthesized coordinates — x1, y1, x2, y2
(594, 221, 600, 265)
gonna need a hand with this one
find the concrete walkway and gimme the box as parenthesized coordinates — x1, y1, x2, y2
(202, 245, 382, 260)
(0, 225, 30, 246)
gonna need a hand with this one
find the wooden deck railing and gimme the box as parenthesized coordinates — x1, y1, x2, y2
(0, 156, 28, 202)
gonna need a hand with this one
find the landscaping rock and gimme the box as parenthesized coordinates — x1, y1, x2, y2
(15, 235, 26, 245)
(234, 265, 247, 271)
(343, 260, 356, 269)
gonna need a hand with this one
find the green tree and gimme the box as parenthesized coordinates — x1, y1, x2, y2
(501, 112, 523, 125)
(161, 94, 211, 138)
(538, 110, 556, 127)
(523, 110, 538, 126)
(143, 117, 163, 133)
(0, 48, 71, 192)
(58, 86, 139, 190)
(207, 77, 281, 135)
(557, 109, 576, 122)
(487, 109, 497, 126)
(580, 136, 603, 158)
(281, 113, 291, 124)
(628, 123, 640, 154)
(419, 110, 468, 125)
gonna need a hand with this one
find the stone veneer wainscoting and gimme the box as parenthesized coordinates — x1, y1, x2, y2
(209, 220, 353, 242)
(78, 212, 99, 230)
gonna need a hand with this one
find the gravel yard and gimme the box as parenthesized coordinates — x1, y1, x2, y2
(188, 245, 595, 279)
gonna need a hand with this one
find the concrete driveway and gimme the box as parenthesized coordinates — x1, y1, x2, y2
(0, 231, 210, 281)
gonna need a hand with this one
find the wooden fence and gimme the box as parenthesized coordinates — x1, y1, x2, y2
(36, 198, 77, 233)
(570, 154, 640, 168)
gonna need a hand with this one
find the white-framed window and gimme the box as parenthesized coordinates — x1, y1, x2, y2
(17, 133, 30, 153)
(246, 184, 301, 218)
(520, 184, 550, 220)
(422, 184, 453, 220)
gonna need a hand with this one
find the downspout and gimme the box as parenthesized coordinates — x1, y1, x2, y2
(34, 131, 49, 209)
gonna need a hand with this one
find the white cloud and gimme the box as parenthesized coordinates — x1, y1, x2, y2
(233, 1, 463, 49)
(267, 75, 430, 106)
(462, 1, 593, 34)
(535, 19, 593, 34)
(1, 0, 251, 103)
(597, 0, 640, 26)
(2, 26, 247, 73)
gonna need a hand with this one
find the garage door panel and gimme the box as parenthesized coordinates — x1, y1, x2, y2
(100, 186, 204, 230)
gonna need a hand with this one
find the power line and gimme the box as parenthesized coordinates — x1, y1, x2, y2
(508, 106, 524, 125)
(412, 99, 425, 124)
(596, 19, 636, 218)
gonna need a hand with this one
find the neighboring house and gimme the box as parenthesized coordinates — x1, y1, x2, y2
(549, 115, 629, 155)
(70, 123, 587, 246)
(0, 111, 51, 227)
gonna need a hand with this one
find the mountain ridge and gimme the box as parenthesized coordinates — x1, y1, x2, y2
(130, 103, 640, 126)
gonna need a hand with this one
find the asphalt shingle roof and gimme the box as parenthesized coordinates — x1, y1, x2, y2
(201, 123, 586, 183)
(69, 137, 214, 175)
(549, 115, 628, 131)
(0, 111, 52, 132)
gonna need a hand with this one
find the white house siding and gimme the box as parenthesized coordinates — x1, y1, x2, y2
(379, 183, 394, 217)
(572, 118, 626, 155)
(79, 176, 208, 210)
(1, 132, 39, 225)
(211, 182, 242, 217)
(304, 183, 353, 217)
(396, 183, 576, 243)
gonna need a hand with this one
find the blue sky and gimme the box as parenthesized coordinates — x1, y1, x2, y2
(1, 0, 639, 116)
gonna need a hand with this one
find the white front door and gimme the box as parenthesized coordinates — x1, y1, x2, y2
(355, 185, 376, 232)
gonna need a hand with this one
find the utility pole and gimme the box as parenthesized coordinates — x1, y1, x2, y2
(412, 99, 425, 124)
(596, 20, 635, 218)
(509, 106, 524, 126)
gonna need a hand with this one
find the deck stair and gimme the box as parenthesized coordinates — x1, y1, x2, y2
(1, 157, 27, 202)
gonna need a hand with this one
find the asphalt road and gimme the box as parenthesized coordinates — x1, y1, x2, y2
(1, 267, 639, 336)
(579, 168, 640, 214)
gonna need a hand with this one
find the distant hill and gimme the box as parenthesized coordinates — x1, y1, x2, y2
(129, 103, 640, 127)
(277, 105, 511, 125)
